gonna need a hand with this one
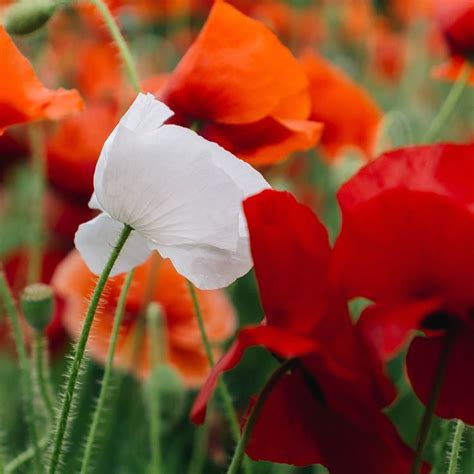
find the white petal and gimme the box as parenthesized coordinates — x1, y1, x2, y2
(75, 213, 151, 277)
(151, 234, 252, 290)
(93, 93, 174, 211)
(95, 124, 245, 251)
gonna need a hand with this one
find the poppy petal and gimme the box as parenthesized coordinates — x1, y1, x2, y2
(159, 0, 310, 125)
(243, 190, 331, 333)
(191, 324, 319, 424)
(407, 329, 474, 424)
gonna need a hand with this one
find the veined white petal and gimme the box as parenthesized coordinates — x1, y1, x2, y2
(93, 93, 174, 211)
(96, 124, 244, 252)
(75, 213, 151, 277)
(151, 235, 252, 290)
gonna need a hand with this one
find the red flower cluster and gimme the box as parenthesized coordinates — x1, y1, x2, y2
(192, 189, 429, 473)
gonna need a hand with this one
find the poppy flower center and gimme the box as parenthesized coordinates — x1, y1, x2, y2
(421, 310, 457, 331)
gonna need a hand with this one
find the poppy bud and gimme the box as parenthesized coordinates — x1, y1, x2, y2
(20, 283, 55, 332)
(5, 0, 57, 36)
(144, 364, 186, 432)
(435, 0, 474, 60)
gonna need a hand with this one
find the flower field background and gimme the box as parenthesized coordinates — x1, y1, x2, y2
(0, 0, 473, 473)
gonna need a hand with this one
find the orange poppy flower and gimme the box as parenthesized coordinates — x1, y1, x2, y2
(300, 51, 382, 160)
(52, 252, 236, 387)
(156, 0, 322, 166)
(432, 56, 474, 85)
(0, 26, 83, 134)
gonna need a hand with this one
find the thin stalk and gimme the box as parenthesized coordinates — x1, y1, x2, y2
(5, 436, 49, 474)
(0, 272, 42, 473)
(447, 420, 465, 474)
(186, 425, 208, 474)
(87, 0, 141, 93)
(27, 124, 46, 285)
(80, 269, 135, 474)
(47, 224, 132, 474)
(186, 281, 252, 473)
(226, 359, 295, 474)
(33, 333, 55, 423)
(146, 303, 164, 474)
(411, 332, 456, 474)
(423, 62, 471, 142)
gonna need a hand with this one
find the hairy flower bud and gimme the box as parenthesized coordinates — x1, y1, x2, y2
(21, 283, 55, 332)
(5, 0, 56, 36)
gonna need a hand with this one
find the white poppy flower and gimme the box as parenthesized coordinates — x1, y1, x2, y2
(75, 93, 270, 289)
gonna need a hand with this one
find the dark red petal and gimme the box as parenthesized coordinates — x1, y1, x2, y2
(243, 190, 331, 334)
(358, 299, 442, 361)
(247, 371, 427, 473)
(190, 324, 318, 424)
(407, 329, 474, 424)
(338, 143, 474, 214)
(333, 189, 474, 303)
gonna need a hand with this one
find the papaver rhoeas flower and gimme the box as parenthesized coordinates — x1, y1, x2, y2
(301, 51, 382, 160)
(432, 0, 474, 85)
(192, 190, 425, 473)
(333, 143, 474, 424)
(75, 93, 269, 290)
(52, 251, 235, 386)
(0, 26, 83, 133)
(156, 0, 322, 167)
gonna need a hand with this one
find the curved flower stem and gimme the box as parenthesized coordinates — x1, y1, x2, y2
(226, 359, 295, 474)
(27, 124, 46, 284)
(80, 269, 135, 474)
(411, 331, 456, 474)
(146, 302, 164, 474)
(0, 272, 42, 473)
(447, 419, 465, 474)
(5, 436, 49, 474)
(186, 281, 252, 474)
(87, 0, 141, 93)
(47, 224, 132, 474)
(33, 333, 55, 423)
(423, 62, 471, 143)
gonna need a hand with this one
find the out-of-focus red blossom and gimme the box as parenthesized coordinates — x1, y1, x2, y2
(52, 252, 236, 387)
(192, 190, 426, 473)
(434, 0, 474, 60)
(46, 101, 119, 199)
(333, 143, 474, 425)
(301, 51, 382, 160)
(156, 0, 322, 166)
(0, 26, 83, 134)
(2, 250, 67, 347)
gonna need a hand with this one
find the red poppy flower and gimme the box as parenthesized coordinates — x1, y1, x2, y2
(333, 143, 474, 424)
(300, 50, 382, 160)
(52, 252, 236, 387)
(156, 0, 322, 166)
(432, 56, 474, 86)
(192, 190, 425, 472)
(0, 26, 83, 134)
(434, 0, 474, 60)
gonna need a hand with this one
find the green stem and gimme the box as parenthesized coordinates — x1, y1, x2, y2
(447, 420, 465, 474)
(33, 333, 55, 423)
(226, 359, 295, 474)
(186, 425, 208, 474)
(80, 269, 135, 474)
(0, 272, 42, 473)
(87, 0, 141, 93)
(411, 332, 456, 474)
(27, 124, 46, 285)
(186, 281, 252, 474)
(146, 303, 164, 474)
(5, 436, 49, 474)
(423, 62, 471, 143)
(47, 224, 132, 474)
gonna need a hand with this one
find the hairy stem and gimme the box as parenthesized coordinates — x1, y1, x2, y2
(0, 272, 42, 473)
(80, 269, 135, 474)
(47, 224, 132, 474)
(447, 419, 465, 474)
